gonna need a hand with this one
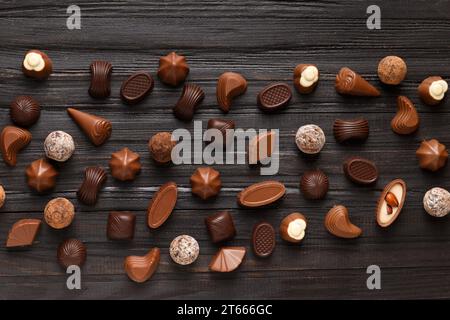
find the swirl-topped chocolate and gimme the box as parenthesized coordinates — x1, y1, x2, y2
(391, 96, 419, 135)
(335, 67, 380, 96)
(67, 108, 111, 146)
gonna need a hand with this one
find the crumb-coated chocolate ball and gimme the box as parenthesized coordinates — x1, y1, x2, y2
(44, 131, 75, 162)
(423, 187, 450, 217)
(10, 96, 41, 127)
(169, 235, 199, 265)
(148, 132, 176, 164)
(57, 238, 86, 268)
(377, 56, 407, 85)
(300, 169, 329, 200)
(295, 124, 325, 154)
(44, 197, 75, 229)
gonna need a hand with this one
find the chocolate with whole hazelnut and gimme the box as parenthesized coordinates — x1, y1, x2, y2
(22, 50, 52, 79)
(279, 212, 307, 243)
(293, 64, 319, 94)
(418, 76, 448, 106)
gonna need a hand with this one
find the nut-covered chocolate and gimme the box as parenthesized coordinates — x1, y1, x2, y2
(169, 235, 199, 265)
(335, 67, 380, 96)
(391, 96, 420, 135)
(325, 205, 362, 238)
(120, 72, 154, 105)
(205, 211, 236, 243)
(44, 197, 75, 229)
(89, 60, 112, 98)
(173, 83, 205, 121)
(44, 130, 75, 162)
(252, 222, 275, 257)
(416, 139, 448, 172)
(190, 167, 222, 200)
(67, 108, 112, 146)
(107, 211, 136, 240)
(295, 124, 325, 154)
(6, 219, 41, 248)
(238, 180, 286, 208)
(157, 52, 189, 86)
(423, 187, 450, 218)
(343, 156, 378, 185)
(333, 118, 369, 144)
(147, 182, 177, 229)
(124, 248, 160, 283)
(280, 212, 307, 243)
(377, 56, 407, 85)
(216, 72, 247, 112)
(300, 169, 329, 200)
(22, 50, 52, 79)
(57, 238, 86, 268)
(77, 167, 107, 205)
(26, 158, 58, 193)
(0, 126, 32, 166)
(109, 147, 141, 181)
(257, 83, 292, 112)
(418, 76, 448, 106)
(149, 132, 176, 164)
(10, 96, 41, 127)
(209, 247, 246, 272)
(293, 64, 319, 94)
(376, 179, 406, 227)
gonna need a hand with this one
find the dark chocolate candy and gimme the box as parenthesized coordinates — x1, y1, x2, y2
(22, 50, 52, 80)
(173, 83, 205, 121)
(10, 96, 41, 127)
(204, 211, 236, 243)
(257, 83, 292, 112)
(333, 118, 369, 144)
(107, 211, 136, 240)
(89, 61, 112, 98)
(343, 157, 378, 185)
(252, 222, 275, 258)
(120, 72, 154, 105)
(77, 167, 107, 205)
(57, 238, 87, 268)
(300, 169, 329, 200)
(207, 118, 235, 146)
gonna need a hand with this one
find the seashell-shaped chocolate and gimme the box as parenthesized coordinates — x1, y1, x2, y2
(335, 67, 380, 96)
(237, 180, 286, 208)
(257, 83, 292, 112)
(57, 238, 87, 268)
(216, 72, 247, 112)
(423, 187, 450, 218)
(67, 108, 112, 146)
(209, 247, 246, 272)
(107, 211, 136, 240)
(109, 147, 141, 181)
(416, 139, 448, 172)
(25, 158, 58, 193)
(147, 182, 177, 229)
(376, 179, 406, 227)
(157, 52, 189, 86)
(120, 72, 154, 105)
(252, 222, 275, 257)
(124, 248, 160, 283)
(190, 167, 222, 200)
(300, 169, 329, 200)
(173, 83, 205, 121)
(10, 96, 41, 127)
(6, 219, 41, 248)
(0, 126, 32, 166)
(77, 167, 107, 205)
(324, 205, 361, 239)
(89, 60, 112, 98)
(22, 50, 52, 80)
(343, 156, 378, 185)
(391, 96, 419, 135)
(333, 118, 369, 143)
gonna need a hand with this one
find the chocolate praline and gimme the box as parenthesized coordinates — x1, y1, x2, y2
(44, 131, 75, 162)
(109, 147, 141, 181)
(149, 132, 176, 164)
(44, 197, 75, 229)
(10, 96, 41, 127)
(300, 169, 329, 200)
(57, 239, 87, 268)
(25, 158, 58, 193)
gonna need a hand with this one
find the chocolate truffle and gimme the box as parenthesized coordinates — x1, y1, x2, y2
(67, 108, 112, 146)
(377, 56, 407, 85)
(109, 147, 141, 181)
(190, 167, 222, 200)
(26, 158, 58, 193)
(149, 132, 176, 164)
(77, 167, 107, 205)
(293, 64, 319, 94)
(416, 139, 448, 171)
(57, 239, 86, 268)
(418, 76, 448, 106)
(300, 169, 329, 200)
(22, 50, 52, 79)
(0, 185, 5, 209)
(279, 213, 307, 243)
(295, 124, 325, 154)
(204, 211, 236, 243)
(169, 235, 199, 265)
(157, 52, 189, 86)
(173, 83, 205, 121)
(423, 187, 450, 217)
(44, 197, 75, 229)
(6, 219, 41, 248)
(107, 211, 136, 240)
(216, 72, 247, 112)
(10, 96, 41, 127)
(0, 126, 32, 166)
(44, 131, 75, 162)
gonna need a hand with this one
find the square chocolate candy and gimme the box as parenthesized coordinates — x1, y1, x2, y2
(204, 211, 236, 243)
(107, 211, 136, 240)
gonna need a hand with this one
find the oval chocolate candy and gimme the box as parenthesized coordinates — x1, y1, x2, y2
(343, 157, 378, 185)
(252, 222, 275, 258)
(120, 72, 154, 105)
(147, 182, 177, 228)
(376, 179, 406, 228)
(257, 83, 292, 112)
(237, 180, 286, 207)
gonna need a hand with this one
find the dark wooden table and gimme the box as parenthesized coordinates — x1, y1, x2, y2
(0, 0, 449, 299)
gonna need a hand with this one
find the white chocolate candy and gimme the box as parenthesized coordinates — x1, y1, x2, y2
(287, 218, 306, 241)
(295, 124, 326, 154)
(23, 52, 45, 72)
(423, 187, 450, 217)
(300, 66, 319, 88)
(429, 80, 448, 101)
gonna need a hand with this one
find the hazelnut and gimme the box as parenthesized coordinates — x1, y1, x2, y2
(44, 197, 75, 229)
(385, 192, 399, 207)
(377, 56, 407, 85)
(149, 132, 176, 164)
(279, 212, 307, 243)
(0, 185, 5, 209)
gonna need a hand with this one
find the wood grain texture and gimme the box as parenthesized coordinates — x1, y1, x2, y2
(0, 0, 450, 299)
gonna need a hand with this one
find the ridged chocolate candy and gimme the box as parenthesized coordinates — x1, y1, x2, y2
(343, 157, 378, 185)
(209, 247, 246, 272)
(107, 211, 136, 240)
(391, 96, 419, 135)
(173, 83, 205, 121)
(25, 158, 58, 193)
(252, 222, 275, 258)
(300, 169, 329, 200)
(335, 67, 380, 96)
(77, 167, 107, 205)
(257, 83, 292, 112)
(416, 139, 448, 172)
(205, 211, 236, 243)
(324, 205, 361, 239)
(207, 118, 235, 146)
(333, 118, 369, 143)
(6, 219, 41, 248)
(120, 72, 154, 104)
(0, 126, 32, 166)
(67, 108, 112, 146)
(157, 52, 189, 86)
(89, 61, 112, 98)
(10, 96, 41, 127)
(124, 248, 160, 283)
(190, 167, 222, 200)
(109, 147, 141, 181)
(216, 72, 247, 112)
(57, 238, 86, 268)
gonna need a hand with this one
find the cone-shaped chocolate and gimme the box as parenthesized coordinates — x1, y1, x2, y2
(67, 108, 112, 146)
(335, 67, 380, 97)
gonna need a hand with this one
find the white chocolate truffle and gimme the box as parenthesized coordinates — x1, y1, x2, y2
(300, 66, 319, 88)
(295, 124, 325, 154)
(429, 80, 448, 101)
(44, 131, 75, 162)
(423, 187, 450, 217)
(169, 235, 199, 265)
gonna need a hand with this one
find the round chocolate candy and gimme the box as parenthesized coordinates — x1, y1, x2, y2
(300, 169, 329, 200)
(57, 238, 86, 268)
(44, 131, 75, 162)
(169, 235, 199, 265)
(44, 198, 75, 229)
(10, 96, 41, 127)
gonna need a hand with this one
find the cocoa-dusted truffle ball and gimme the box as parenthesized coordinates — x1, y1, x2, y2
(10, 96, 41, 127)
(169, 235, 199, 265)
(377, 56, 407, 85)
(295, 124, 325, 154)
(44, 197, 75, 229)
(423, 187, 450, 217)
(148, 132, 176, 164)
(44, 131, 75, 162)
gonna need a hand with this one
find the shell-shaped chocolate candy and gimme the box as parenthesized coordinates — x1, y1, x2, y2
(335, 67, 380, 96)
(173, 83, 205, 121)
(300, 169, 329, 200)
(209, 247, 246, 272)
(391, 96, 419, 135)
(237, 181, 286, 208)
(216, 72, 247, 112)
(57, 238, 87, 268)
(252, 222, 275, 258)
(124, 248, 160, 283)
(0, 126, 32, 166)
(89, 61, 112, 98)
(25, 158, 58, 193)
(120, 72, 154, 105)
(147, 182, 177, 229)
(10, 96, 41, 127)
(343, 157, 378, 185)
(324, 205, 362, 239)
(6, 219, 41, 248)
(257, 83, 292, 112)
(67, 108, 112, 146)
(333, 118, 369, 143)
(77, 167, 107, 205)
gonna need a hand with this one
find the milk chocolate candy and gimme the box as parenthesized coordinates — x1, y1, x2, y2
(257, 83, 292, 112)
(335, 67, 380, 96)
(44, 198, 75, 229)
(77, 167, 107, 205)
(280, 213, 307, 243)
(10, 96, 40, 127)
(0, 126, 32, 166)
(416, 139, 448, 172)
(109, 147, 141, 181)
(377, 56, 407, 85)
(252, 222, 275, 258)
(216, 72, 247, 112)
(147, 182, 177, 229)
(120, 72, 154, 105)
(6, 219, 41, 248)
(57, 238, 86, 268)
(148, 132, 176, 164)
(207, 118, 235, 147)
(343, 157, 378, 185)
(204, 211, 236, 243)
(157, 52, 189, 86)
(25, 158, 58, 193)
(67, 108, 112, 146)
(376, 179, 406, 227)
(209, 247, 246, 272)
(190, 167, 222, 200)
(248, 130, 276, 165)
(89, 61, 112, 98)
(293, 64, 319, 94)
(391, 96, 419, 135)
(418, 76, 448, 106)
(22, 50, 52, 80)
(107, 211, 136, 240)
(173, 83, 205, 121)
(237, 181, 286, 208)
(325, 205, 362, 239)
(333, 118, 369, 144)
(300, 169, 329, 200)
(0, 186, 5, 209)
(124, 248, 160, 283)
